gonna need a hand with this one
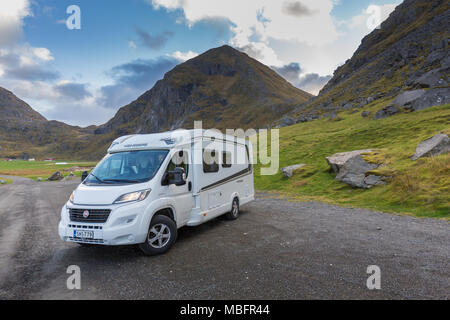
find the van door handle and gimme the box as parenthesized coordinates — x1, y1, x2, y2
(188, 181, 192, 191)
(236, 180, 243, 183)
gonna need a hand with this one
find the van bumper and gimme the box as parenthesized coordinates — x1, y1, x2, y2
(58, 202, 149, 246)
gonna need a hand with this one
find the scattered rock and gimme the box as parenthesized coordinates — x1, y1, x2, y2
(373, 105, 400, 120)
(37, 177, 42, 182)
(411, 133, 450, 160)
(0, 180, 5, 184)
(48, 171, 64, 181)
(326, 150, 385, 189)
(281, 164, 306, 178)
(366, 97, 374, 104)
(361, 111, 371, 118)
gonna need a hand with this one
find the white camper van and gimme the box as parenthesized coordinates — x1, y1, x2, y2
(58, 129, 254, 255)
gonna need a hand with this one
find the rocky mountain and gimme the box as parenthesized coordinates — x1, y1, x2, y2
(0, 87, 93, 159)
(281, 0, 449, 125)
(95, 45, 312, 136)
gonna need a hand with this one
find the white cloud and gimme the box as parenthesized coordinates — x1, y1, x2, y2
(32, 47, 54, 61)
(151, 0, 338, 67)
(170, 50, 198, 61)
(0, 0, 31, 46)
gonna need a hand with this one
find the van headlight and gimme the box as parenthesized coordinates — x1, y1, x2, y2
(68, 192, 74, 204)
(114, 189, 151, 204)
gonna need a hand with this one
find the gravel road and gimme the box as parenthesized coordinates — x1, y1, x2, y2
(0, 176, 448, 299)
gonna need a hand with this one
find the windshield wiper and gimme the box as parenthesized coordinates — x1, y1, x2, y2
(89, 173, 107, 184)
(103, 179, 142, 183)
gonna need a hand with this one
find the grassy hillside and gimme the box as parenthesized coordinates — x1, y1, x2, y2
(255, 102, 450, 219)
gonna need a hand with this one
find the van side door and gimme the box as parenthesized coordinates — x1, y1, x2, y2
(161, 150, 194, 226)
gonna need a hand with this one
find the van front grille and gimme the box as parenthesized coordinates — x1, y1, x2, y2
(69, 208, 111, 223)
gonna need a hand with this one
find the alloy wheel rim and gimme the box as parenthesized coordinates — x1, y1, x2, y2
(232, 200, 239, 216)
(148, 223, 171, 248)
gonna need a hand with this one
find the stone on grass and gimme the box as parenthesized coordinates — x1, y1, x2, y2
(48, 171, 64, 181)
(281, 164, 306, 178)
(411, 133, 450, 160)
(326, 150, 373, 174)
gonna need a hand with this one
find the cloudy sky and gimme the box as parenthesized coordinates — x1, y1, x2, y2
(0, 0, 401, 127)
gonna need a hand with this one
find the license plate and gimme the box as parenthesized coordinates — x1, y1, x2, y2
(74, 230, 94, 239)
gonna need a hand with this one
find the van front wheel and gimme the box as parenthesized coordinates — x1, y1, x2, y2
(139, 215, 177, 256)
(224, 198, 239, 220)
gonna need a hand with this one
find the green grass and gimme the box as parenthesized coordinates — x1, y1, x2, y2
(254, 103, 450, 219)
(0, 160, 96, 181)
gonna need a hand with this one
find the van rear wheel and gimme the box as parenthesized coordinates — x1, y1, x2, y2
(139, 215, 177, 256)
(224, 198, 239, 220)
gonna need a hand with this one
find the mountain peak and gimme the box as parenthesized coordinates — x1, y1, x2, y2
(95, 45, 312, 137)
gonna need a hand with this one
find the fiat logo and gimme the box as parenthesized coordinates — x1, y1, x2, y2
(83, 210, 90, 218)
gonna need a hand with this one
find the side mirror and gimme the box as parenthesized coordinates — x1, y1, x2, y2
(81, 171, 88, 182)
(168, 167, 186, 186)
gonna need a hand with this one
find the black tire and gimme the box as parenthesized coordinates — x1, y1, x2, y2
(138, 215, 177, 256)
(224, 197, 239, 220)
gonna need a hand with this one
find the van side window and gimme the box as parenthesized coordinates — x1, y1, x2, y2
(222, 151, 232, 168)
(203, 150, 219, 173)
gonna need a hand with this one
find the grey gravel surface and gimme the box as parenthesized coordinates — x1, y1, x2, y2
(0, 176, 448, 299)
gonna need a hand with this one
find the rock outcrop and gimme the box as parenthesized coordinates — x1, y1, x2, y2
(411, 133, 450, 160)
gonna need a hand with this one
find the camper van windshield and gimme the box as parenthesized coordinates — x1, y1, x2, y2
(85, 150, 169, 185)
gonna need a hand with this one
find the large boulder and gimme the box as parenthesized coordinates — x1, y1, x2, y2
(409, 88, 450, 111)
(326, 150, 373, 174)
(281, 164, 306, 178)
(411, 133, 450, 160)
(393, 89, 426, 106)
(327, 150, 385, 189)
(48, 171, 64, 181)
